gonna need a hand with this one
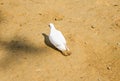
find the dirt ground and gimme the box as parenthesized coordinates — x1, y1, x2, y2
(0, 0, 120, 81)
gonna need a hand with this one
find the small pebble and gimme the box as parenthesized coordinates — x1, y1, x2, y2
(54, 17, 63, 21)
(38, 13, 42, 15)
(117, 42, 120, 46)
(113, 4, 118, 6)
(107, 66, 111, 70)
(91, 25, 95, 29)
(115, 19, 120, 27)
(0, 3, 4, 5)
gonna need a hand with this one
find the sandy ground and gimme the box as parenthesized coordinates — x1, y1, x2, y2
(0, 0, 120, 81)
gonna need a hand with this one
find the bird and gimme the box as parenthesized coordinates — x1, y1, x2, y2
(48, 23, 71, 56)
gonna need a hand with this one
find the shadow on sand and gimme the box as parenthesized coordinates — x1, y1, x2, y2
(0, 37, 41, 53)
(0, 37, 45, 69)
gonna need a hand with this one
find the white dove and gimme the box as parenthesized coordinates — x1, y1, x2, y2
(49, 23, 71, 56)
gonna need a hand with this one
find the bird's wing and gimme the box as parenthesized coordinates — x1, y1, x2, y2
(49, 30, 66, 46)
(49, 35, 61, 47)
(56, 30, 66, 44)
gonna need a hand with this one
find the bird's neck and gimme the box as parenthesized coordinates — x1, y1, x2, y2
(51, 26, 56, 30)
(50, 26, 56, 34)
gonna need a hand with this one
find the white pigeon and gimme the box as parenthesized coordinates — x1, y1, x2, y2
(49, 23, 71, 56)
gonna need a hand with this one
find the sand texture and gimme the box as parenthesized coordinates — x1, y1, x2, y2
(0, 0, 120, 81)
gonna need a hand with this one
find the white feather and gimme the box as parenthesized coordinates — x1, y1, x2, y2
(49, 23, 68, 51)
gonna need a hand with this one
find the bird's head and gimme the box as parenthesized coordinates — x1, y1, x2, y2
(49, 23, 55, 29)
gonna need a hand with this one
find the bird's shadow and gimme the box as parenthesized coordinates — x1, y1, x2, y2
(42, 33, 61, 53)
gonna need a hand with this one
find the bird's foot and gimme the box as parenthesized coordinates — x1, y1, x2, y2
(62, 50, 71, 56)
